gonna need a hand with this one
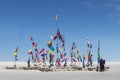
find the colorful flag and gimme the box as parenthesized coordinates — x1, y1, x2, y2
(39, 48, 44, 54)
(47, 40, 52, 48)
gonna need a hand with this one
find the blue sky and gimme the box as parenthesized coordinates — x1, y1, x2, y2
(0, 0, 120, 62)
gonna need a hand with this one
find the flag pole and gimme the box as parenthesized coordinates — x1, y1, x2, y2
(96, 40, 100, 71)
(55, 14, 60, 67)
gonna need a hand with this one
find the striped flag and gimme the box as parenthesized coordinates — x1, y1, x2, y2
(30, 36, 35, 47)
(39, 48, 44, 55)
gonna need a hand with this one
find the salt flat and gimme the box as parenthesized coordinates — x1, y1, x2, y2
(0, 62, 119, 80)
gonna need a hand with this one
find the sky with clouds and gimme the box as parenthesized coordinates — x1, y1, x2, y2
(0, 0, 120, 62)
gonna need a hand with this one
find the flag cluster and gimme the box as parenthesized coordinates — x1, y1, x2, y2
(53, 29, 65, 47)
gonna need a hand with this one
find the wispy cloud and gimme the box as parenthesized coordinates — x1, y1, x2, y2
(105, 0, 120, 21)
(104, 0, 120, 24)
(81, 0, 120, 21)
(80, 0, 100, 8)
(81, 1, 94, 8)
(105, 0, 120, 10)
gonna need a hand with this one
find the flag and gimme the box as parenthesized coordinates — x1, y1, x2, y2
(47, 40, 52, 48)
(14, 46, 18, 60)
(39, 48, 44, 54)
(59, 34, 62, 40)
(53, 35, 58, 40)
(14, 51, 17, 57)
(54, 29, 61, 40)
(72, 58, 77, 62)
(30, 36, 35, 47)
(14, 46, 18, 56)
(57, 29, 62, 40)
(50, 46, 55, 52)
(32, 41, 35, 47)
(28, 49, 33, 55)
(49, 50, 53, 55)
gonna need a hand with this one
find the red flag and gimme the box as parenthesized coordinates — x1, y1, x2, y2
(72, 58, 77, 62)
(53, 35, 58, 40)
(32, 41, 35, 47)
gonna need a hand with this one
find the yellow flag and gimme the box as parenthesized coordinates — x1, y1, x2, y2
(49, 50, 53, 55)
(14, 51, 17, 57)
(48, 41, 52, 45)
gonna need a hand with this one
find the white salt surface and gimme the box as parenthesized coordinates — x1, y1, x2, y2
(0, 62, 119, 80)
